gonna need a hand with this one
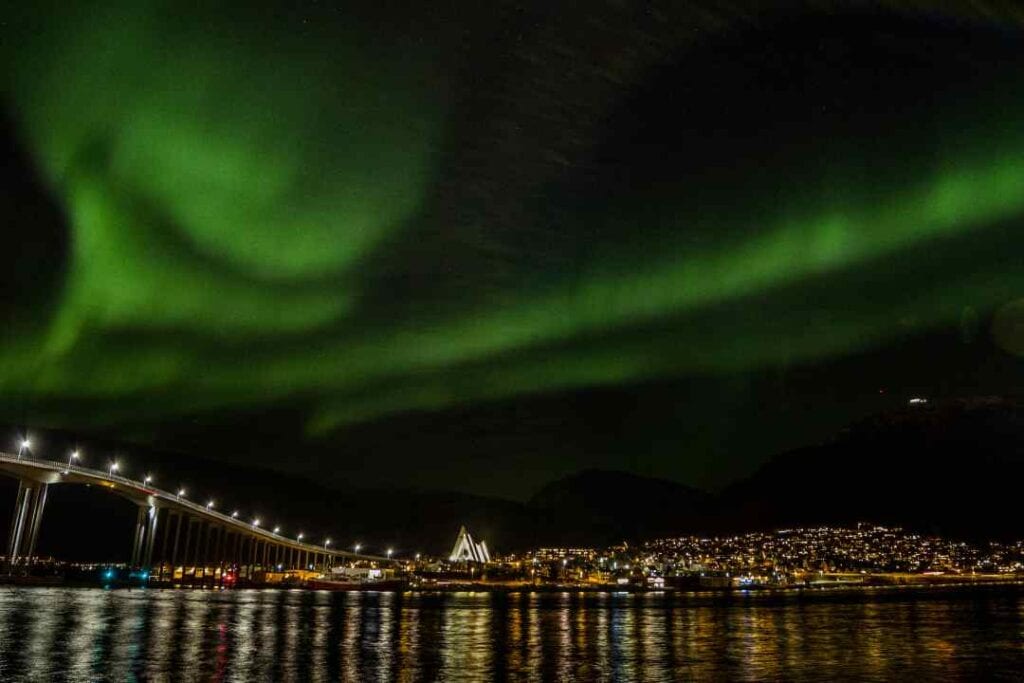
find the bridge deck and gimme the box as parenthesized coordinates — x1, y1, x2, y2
(0, 451, 386, 562)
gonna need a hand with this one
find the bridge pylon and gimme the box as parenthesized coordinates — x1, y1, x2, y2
(6, 480, 48, 572)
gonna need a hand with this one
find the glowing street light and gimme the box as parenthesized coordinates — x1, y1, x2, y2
(353, 543, 361, 553)
(297, 532, 304, 542)
(324, 538, 331, 550)
(108, 461, 119, 477)
(386, 548, 394, 559)
(144, 474, 153, 486)
(17, 438, 30, 460)
(252, 518, 260, 528)
(231, 510, 239, 519)
(177, 488, 186, 500)
(206, 500, 215, 510)
(273, 526, 280, 534)
(415, 553, 421, 561)
(64, 449, 80, 474)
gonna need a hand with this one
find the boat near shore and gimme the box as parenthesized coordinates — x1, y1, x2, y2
(307, 565, 407, 591)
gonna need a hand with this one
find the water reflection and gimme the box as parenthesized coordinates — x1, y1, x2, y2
(0, 587, 1021, 681)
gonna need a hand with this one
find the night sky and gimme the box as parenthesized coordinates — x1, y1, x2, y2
(3, 1, 1024, 499)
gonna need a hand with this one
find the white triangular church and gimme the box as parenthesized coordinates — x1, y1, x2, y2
(449, 525, 491, 563)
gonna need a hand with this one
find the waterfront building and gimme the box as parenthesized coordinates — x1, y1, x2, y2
(449, 525, 491, 563)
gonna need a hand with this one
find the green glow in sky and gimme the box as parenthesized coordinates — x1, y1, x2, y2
(3, 1, 1024, 436)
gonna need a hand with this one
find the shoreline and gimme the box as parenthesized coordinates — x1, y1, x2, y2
(2, 575, 1022, 596)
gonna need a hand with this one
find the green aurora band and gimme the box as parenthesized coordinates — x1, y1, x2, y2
(3, 1, 1024, 435)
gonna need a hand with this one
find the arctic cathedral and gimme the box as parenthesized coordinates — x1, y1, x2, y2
(448, 526, 491, 563)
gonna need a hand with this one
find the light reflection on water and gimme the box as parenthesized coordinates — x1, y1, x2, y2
(0, 587, 1022, 681)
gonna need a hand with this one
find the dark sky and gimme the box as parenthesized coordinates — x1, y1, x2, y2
(3, 1, 1024, 499)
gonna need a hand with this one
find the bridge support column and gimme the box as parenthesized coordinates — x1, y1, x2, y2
(193, 521, 206, 582)
(130, 506, 146, 567)
(7, 480, 48, 571)
(158, 510, 175, 580)
(24, 483, 48, 562)
(229, 531, 238, 574)
(181, 517, 194, 581)
(170, 513, 184, 580)
(143, 506, 159, 569)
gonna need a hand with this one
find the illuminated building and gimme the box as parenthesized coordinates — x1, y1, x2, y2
(449, 525, 491, 563)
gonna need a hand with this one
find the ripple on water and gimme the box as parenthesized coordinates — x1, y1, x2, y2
(0, 586, 1022, 681)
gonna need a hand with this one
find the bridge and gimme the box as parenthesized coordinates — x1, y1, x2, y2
(0, 450, 385, 583)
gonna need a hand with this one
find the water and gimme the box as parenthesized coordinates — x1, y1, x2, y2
(0, 586, 1022, 681)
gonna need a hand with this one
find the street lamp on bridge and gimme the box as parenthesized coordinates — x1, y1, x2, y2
(252, 518, 260, 528)
(144, 474, 153, 486)
(177, 488, 186, 500)
(17, 438, 30, 460)
(273, 526, 280, 534)
(353, 543, 361, 553)
(108, 461, 119, 478)
(324, 538, 331, 550)
(297, 532, 304, 542)
(206, 500, 215, 510)
(65, 450, 80, 474)
(231, 510, 238, 518)
(387, 548, 393, 559)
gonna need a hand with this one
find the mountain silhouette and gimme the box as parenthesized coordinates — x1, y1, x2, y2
(3, 397, 1022, 561)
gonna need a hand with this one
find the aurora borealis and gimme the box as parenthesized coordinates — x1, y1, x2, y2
(4, 1, 1024, 496)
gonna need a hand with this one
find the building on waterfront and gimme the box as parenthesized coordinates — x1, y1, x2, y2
(449, 526, 491, 563)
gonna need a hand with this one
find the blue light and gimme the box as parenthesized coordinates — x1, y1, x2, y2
(104, 570, 114, 580)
